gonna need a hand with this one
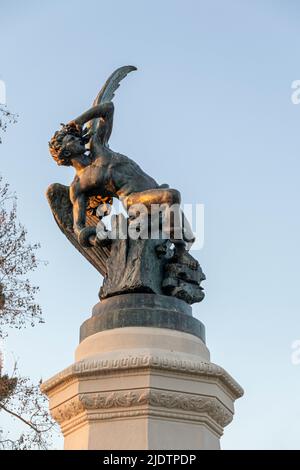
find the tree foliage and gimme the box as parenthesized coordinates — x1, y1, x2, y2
(0, 177, 44, 338)
(0, 108, 56, 449)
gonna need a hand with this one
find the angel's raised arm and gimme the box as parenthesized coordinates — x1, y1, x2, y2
(72, 102, 114, 127)
(69, 65, 136, 146)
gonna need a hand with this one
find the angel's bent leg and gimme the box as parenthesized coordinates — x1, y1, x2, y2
(123, 188, 181, 209)
(123, 188, 189, 245)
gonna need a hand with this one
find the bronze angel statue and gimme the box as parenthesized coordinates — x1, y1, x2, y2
(47, 66, 205, 304)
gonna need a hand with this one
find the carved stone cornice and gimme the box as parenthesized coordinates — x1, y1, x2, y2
(51, 388, 232, 429)
(41, 355, 243, 399)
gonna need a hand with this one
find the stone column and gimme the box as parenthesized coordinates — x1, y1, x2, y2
(41, 294, 243, 450)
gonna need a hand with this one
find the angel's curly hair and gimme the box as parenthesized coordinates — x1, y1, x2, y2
(49, 122, 84, 166)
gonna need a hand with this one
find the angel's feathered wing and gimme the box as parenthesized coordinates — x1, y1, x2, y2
(46, 183, 110, 276)
(87, 65, 137, 135)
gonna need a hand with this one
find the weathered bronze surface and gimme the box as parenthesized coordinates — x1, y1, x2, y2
(47, 66, 205, 305)
(80, 293, 206, 343)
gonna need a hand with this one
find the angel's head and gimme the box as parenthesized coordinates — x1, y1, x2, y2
(49, 122, 86, 166)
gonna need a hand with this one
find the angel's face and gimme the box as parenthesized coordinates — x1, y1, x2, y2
(62, 134, 86, 158)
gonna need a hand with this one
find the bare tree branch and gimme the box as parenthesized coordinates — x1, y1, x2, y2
(0, 111, 56, 448)
(0, 402, 41, 433)
(0, 106, 18, 144)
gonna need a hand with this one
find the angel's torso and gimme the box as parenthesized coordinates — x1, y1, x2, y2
(71, 142, 158, 200)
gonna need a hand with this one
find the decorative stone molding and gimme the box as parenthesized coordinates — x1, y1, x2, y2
(61, 409, 224, 438)
(52, 399, 85, 424)
(41, 355, 243, 399)
(51, 388, 232, 428)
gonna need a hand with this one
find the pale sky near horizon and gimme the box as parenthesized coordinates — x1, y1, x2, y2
(1, 0, 300, 449)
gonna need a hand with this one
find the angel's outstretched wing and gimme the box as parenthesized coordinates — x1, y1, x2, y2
(46, 183, 110, 276)
(87, 65, 137, 135)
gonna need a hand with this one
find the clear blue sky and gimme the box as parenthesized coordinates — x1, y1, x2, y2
(1, 0, 300, 449)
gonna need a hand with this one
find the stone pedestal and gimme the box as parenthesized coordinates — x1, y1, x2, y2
(41, 294, 243, 450)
